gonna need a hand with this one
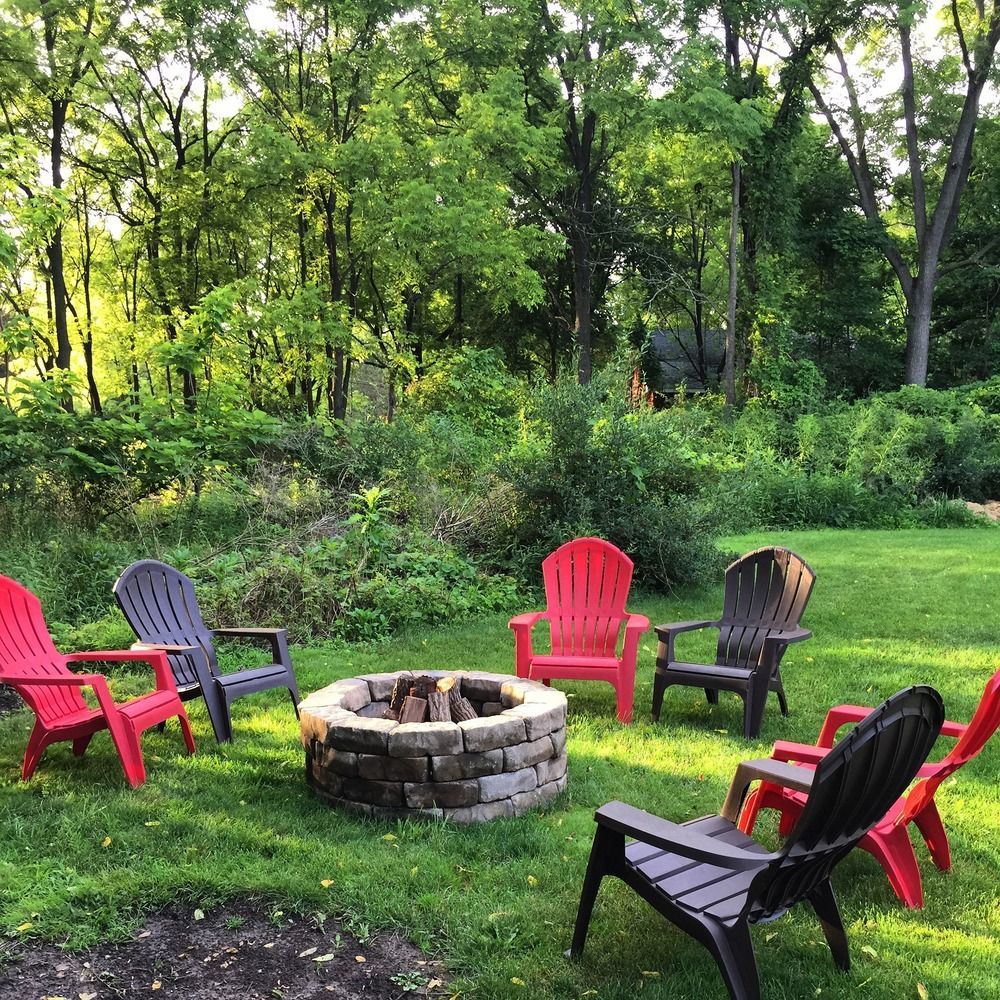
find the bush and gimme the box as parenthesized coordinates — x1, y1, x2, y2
(499, 367, 728, 588)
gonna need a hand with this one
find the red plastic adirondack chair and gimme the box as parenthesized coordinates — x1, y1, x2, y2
(0, 575, 195, 788)
(737, 668, 1000, 908)
(509, 538, 649, 723)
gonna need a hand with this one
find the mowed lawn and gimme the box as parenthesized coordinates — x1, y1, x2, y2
(1, 529, 999, 999)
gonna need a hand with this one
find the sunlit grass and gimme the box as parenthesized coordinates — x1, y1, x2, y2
(1, 529, 998, 998)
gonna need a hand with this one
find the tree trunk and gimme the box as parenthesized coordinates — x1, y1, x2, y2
(572, 231, 592, 384)
(905, 269, 936, 385)
(48, 100, 72, 407)
(723, 161, 740, 406)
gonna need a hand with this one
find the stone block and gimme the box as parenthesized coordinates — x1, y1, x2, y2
(444, 799, 515, 824)
(323, 716, 397, 753)
(321, 747, 359, 777)
(503, 736, 556, 772)
(511, 778, 564, 816)
(535, 752, 567, 785)
(356, 671, 412, 702)
(357, 701, 389, 719)
(459, 715, 526, 752)
(299, 705, 355, 746)
(550, 727, 567, 755)
(404, 779, 479, 809)
(478, 767, 537, 802)
(314, 793, 373, 817)
(431, 749, 503, 781)
(388, 721, 463, 757)
(358, 754, 429, 782)
(521, 686, 568, 707)
(499, 679, 534, 707)
(459, 673, 505, 702)
(482, 701, 504, 716)
(506, 702, 565, 740)
(342, 778, 404, 808)
(368, 804, 445, 822)
(319, 677, 371, 712)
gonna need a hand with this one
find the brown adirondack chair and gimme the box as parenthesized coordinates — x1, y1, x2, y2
(569, 686, 944, 1000)
(652, 547, 815, 738)
(114, 560, 300, 743)
(0, 575, 194, 788)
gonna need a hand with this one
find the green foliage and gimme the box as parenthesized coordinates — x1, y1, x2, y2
(500, 366, 728, 588)
(196, 488, 519, 643)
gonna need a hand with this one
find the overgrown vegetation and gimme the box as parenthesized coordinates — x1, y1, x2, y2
(1, 353, 996, 646)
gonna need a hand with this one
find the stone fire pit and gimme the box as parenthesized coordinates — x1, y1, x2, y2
(301, 671, 567, 823)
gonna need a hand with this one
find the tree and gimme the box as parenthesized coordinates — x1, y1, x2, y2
(801, 0, 1000, 385)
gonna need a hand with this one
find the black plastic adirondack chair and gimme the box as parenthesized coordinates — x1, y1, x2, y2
(114, 560, 300, 743)
(569, 685, 944, 1000)
(652, 547, 815, 738)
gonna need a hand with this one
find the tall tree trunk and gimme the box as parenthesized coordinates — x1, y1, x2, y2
(572, 231, 592, 385)
(905, 269, 936, 385)
(48, 100, 72, 407)
(723, 161, 740, 406)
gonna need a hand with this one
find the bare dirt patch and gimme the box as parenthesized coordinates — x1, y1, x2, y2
(0, 903, 445, 1000)
(966, 500, 1000, 521)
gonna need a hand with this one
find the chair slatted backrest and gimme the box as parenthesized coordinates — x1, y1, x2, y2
(114, 561, 217, 688)
(748, 686, 944, 922)
(542, 538, 634, 658)
(717, 547, 815, 669)
(0, 576, 84, 724)
(900, 668, 1000, 823)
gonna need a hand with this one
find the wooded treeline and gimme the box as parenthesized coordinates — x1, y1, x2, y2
(2, 0, 999, 419)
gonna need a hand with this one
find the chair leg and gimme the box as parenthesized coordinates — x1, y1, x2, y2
(737, 787, 764, 835)
(913, 799, 951, 872)
(861, 824, 924, 908)
(288, 687, 301, 718)
(615, 665, 636, 725)
(704, 919, 761, 1000)
(808, 879, 850, 971)
(651, 670, 669, 723)
(743, 674, 770, 739)
(156, 720, 167, 734)
(704, 688, 719, 705)
(568, 826, 621, 959)
(202, 685, 232, 744)
(773, 670, 789, 716)
(21, 722, 51, 781)
(108, 719, 147, 789)
(72, 734, 94, 757)
(177, 710, 196, 755)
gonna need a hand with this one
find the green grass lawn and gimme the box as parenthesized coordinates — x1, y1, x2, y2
(2, 529, 999, 999)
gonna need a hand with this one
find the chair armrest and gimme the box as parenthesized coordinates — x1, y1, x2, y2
(769, 740, 829, 765)
(815, 704, 873, 747)
(654, 620, 718, 664)
(595, 800, 775, 870)
(625, 614, 650, 632)
(211, 627, 292, 669)
(67, 649, 175, 692)
(940, 720, 968, 739)
(720, 758, 816, 822)
(212, 627, 288, 638)
(508, 612, 547, 631)
(130, 641, 198, 653)
(764, 627, 811, 644)
(654, 620, 717, 643)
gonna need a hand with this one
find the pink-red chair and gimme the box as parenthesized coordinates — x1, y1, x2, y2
(737, 668, 1000, 908)
(0, 575, 195, 788)
(509, 538, 649, 723)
